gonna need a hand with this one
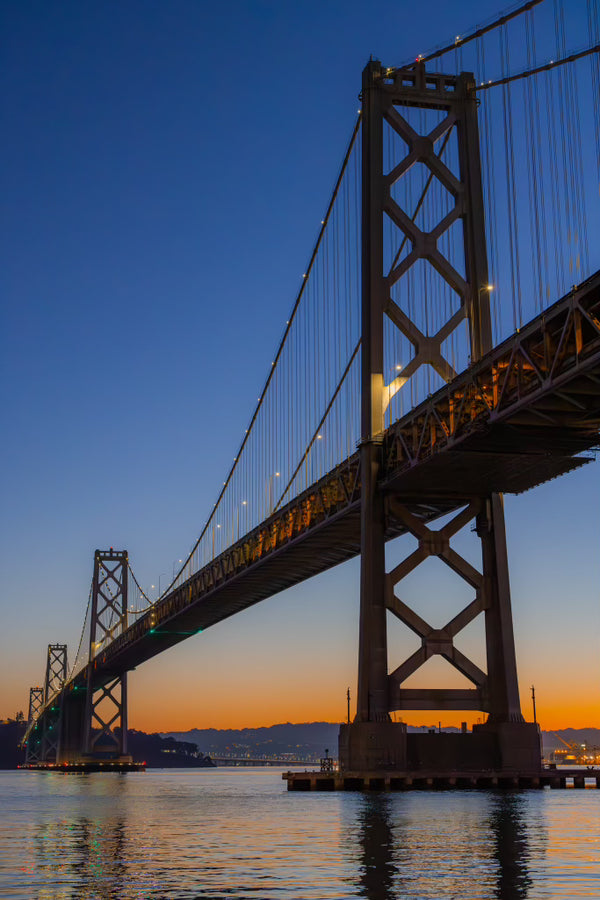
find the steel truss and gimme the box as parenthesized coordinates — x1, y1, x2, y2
(85, 550, 129, 757)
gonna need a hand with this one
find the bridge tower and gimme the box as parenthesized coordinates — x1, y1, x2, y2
(23, 550, 134, 766)
(340, 61, 541, 773)
(81, 549, 130, 760)
(39, 643, 68, 763)
(24, 686, 44, 764)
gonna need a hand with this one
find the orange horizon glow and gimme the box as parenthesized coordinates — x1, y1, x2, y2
(129, 701, 599, 735)
(3, 685, 596, 734)
(122, 642, 599, 735)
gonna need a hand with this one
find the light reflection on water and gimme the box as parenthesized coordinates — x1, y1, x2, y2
(0, 769, 598, 899)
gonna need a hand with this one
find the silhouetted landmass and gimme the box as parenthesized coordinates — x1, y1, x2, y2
(126, 729, 215, 767)
(165, 722, 341, 759)
(165, 722, 600, 760)
(0, 721, 26, 768)
(0, 721, 215, 769)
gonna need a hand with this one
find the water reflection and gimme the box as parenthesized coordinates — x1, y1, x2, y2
(350, 789, 545, 900)
(356, 795, 398, 900)
(33, 817, 131, 900)
(0, 769, 581, 900)
(488, 794, 537, 900)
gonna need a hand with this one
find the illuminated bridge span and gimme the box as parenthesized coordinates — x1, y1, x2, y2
(100, 273, 600, 674)
(210, 757, 317, 767)
(25, 1, 600, 776)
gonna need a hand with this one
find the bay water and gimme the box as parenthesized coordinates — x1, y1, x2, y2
(0, 768, 598, 899)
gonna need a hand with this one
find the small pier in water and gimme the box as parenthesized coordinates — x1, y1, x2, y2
(283, 767, 600, 791)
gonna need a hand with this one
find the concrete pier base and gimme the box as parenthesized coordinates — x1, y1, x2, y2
(472, 721, 542, 774)
(338, 721, 542, 776)
(338, 722, 407, 771)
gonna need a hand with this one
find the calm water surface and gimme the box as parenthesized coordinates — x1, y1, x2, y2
(0, 768, 598, 899)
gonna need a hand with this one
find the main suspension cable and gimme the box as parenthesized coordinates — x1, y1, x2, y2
(159, 113, 362, 597)
(474, 42, 600, 90)
(406, 0, 545, 66)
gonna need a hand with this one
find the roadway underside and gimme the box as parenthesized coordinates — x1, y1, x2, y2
(97, 456, 590, 679)
(383, 430, 592, 497)
(88, 271, 600, 682)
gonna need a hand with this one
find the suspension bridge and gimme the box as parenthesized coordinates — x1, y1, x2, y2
(23, 0, 600, 779)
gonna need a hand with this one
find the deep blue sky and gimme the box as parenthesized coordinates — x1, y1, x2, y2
(1, 0, 598, 729)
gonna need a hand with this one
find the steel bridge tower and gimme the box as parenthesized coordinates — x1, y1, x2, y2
(25, 550, 132, 765)
(39, 643, 68, 763)
(83, 549, 130, 759)
(339, 61, 541, 774)
(24, 686, 44, 764)
(59, 549, 130, 763)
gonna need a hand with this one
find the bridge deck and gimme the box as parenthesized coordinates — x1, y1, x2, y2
(59, 270, 600, 696)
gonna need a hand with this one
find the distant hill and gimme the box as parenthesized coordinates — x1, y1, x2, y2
(540, 728, 600, 752)
(165, 723, 600, 760)
(164, 722, 466, 759)
(5, 719, 597, 768)
(165, 722, 341, 760)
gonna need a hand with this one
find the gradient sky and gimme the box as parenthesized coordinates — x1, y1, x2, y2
(1, 0, 598, 734)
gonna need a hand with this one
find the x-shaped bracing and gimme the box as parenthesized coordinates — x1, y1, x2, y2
(89, 677, 123, 751)
(385, 499, 490, 711)
(381, 105, 470, 412)
(45, 645, 67, 700)
(94, 562, 126, 650)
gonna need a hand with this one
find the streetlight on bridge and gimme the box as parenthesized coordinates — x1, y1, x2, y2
(267, 472, 280, 516)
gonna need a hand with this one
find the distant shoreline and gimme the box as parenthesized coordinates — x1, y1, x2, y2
(161, 722, 600, 762)
(3, 719, 597, 769)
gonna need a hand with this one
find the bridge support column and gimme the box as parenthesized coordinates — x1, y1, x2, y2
(58, 687, 87, 763)
(356, 440, 388, 722)
(477, 494, 522, 722)
(474, 493, 541, 771)
(352, 57, 397, 766)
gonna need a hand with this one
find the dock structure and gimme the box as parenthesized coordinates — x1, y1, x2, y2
(19, 760, 145, 773)
(283, 767, 600, 792)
